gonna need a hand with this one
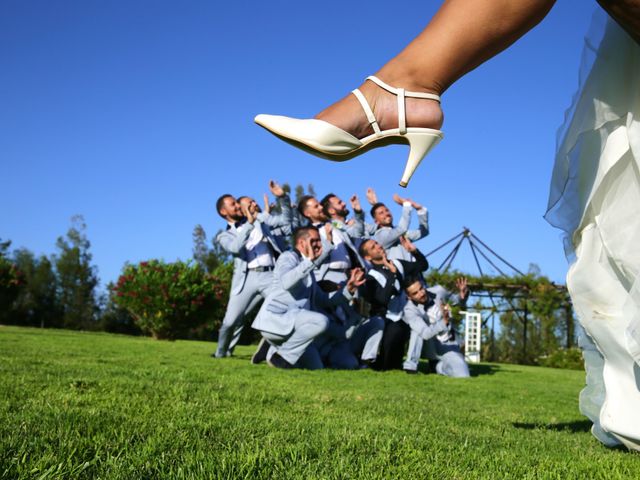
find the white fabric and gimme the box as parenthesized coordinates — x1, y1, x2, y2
(246, 225, 274, 269)
(545, 11, 640, 451)
(319, 227, 350, 270)
(368, 269, 388, 289)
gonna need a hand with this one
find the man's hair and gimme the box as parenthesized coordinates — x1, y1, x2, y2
(358, 239, 373, 258)
(370, 202, 386, 219)
(216, 194, 234, 217)
(320, 193, 337, 218)
(293, 225, 319, 246)
(402, 275, 423, 290)
(297, 195, 315, 219)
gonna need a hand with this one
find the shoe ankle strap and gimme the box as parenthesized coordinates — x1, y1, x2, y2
(366, 76, 441, 102)
(351, 76, 440, 136)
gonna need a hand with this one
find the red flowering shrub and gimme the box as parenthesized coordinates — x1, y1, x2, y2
(111, 260, 227, 339)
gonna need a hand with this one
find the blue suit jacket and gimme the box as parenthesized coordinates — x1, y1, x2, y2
(252, 244, 353, 336)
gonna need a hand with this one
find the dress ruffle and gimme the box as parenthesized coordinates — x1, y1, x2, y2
(545, 9, 640, 450)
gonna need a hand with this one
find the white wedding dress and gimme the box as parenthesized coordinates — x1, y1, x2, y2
(545, 9, 640, 450)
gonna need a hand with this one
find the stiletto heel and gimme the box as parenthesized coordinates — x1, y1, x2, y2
(255, 76, 443, 187)
(399, 131, 443, 188)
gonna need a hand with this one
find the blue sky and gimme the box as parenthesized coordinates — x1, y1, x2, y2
(1, 1, 598, 289)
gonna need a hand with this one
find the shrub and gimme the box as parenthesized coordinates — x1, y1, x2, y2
(111, 260, 227, 340)
(538, 347, 584, 370)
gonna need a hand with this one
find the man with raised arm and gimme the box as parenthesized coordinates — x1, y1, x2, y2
(403, 277, 470, 377)
(366, 187, 430, 262)
(320, 192, 366, 241)
(213, 182, 290, 358)
(252, 225, 365, 369)
(246, 181, 295, 251)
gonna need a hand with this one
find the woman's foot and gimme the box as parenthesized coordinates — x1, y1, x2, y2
(314, 77, 444, 139)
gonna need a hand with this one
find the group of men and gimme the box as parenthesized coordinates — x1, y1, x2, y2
(213, 180, 470, 377)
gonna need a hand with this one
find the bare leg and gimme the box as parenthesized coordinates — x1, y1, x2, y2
(316, 0, 556, 138)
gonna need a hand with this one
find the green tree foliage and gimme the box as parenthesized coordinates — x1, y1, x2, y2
(294, 185, 305, 205)
(538, 347, 584, 370)
(98, 289, 141, 336)
(11, 249, 61, 328)
(0, 239, 24, 323)
(192, 224, 229, 272)
(293, 183, 316, 205)
(193, 224, 218, 272)
(111, 260, 227, 340)
(53, 215, 100, 330)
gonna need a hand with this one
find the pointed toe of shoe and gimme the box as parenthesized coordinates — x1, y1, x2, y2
(254, 113, 273, 126)
(254, 114, 362, 157)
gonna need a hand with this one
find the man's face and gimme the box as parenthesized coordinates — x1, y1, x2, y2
(308, 229, 323, 258)
(327, 195, 349, 218)
(239, 197, 260, 215)
(373, 205, 393, 227)
(406, 281, 428, 305)
(296, 229, 323, 259)
(362, 240, 386, 264)
(304, 198, 327, 223)
(220, 196, 243, 221)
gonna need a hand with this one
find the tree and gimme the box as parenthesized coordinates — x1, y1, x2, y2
(0, 239, 23, 323)
(0, 239, 10, 256)
(12, 249, 61, 328)
(193, 224, 220, 272)
(54, 215, 99, 330)
(293, 183, 316, 205)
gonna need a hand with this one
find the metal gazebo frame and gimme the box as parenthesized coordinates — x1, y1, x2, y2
(423, 228, 573, 359)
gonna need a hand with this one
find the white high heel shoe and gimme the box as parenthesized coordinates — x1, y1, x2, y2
(255, 76, 443, 188)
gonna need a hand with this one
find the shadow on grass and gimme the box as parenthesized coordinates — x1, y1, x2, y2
(513, 420, 592, 433)
(469, 363, 501, 377)
(414, 362, 501, 376)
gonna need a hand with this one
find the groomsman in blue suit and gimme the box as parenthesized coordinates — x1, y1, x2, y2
(297, 194, 382, 368)
(363, 188, 429, 262)
(297, 195, 364, 284)
(213, 184, 292, 358)
(402, 277, 470, 377)
(320, 193, 366, 243)
(243, 181, 294, 252)
(252, 225, 365, 369)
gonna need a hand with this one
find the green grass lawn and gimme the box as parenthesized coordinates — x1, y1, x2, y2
(0, 326, 638, 479)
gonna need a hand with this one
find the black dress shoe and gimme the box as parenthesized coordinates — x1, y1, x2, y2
(403, 369, 418, 375)
(251, 338, 270, 365)
(267, 352, 293, 369)
(359, 359, 375, 369)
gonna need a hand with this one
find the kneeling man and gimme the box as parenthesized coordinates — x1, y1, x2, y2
(252, 225, 365, 369)
(403, 277, 470, 377)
